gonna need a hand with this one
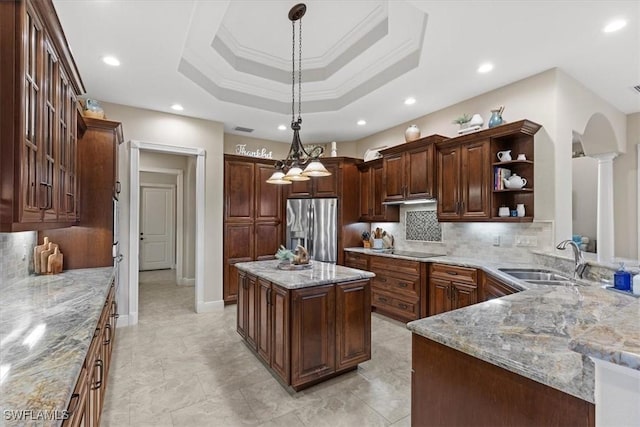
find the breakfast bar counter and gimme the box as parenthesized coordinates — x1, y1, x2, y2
(234, 260, 374, 391)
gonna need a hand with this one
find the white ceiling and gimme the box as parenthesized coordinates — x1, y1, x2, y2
(53, 0, 640, 144)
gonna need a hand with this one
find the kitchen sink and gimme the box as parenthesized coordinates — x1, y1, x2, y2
(498, 268, 572, 282)
(524, 279, 575, 286)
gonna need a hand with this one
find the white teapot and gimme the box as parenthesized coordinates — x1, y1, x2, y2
(503, 174, 527, 189)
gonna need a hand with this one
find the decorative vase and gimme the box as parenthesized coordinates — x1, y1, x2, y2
(469, 114, 484, 128)
(516, 203, 525, 217)
(405, 124, 421, 142)
(488, 106, 504, 128)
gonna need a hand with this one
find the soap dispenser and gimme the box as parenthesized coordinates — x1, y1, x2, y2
(613, 263, 632, 291)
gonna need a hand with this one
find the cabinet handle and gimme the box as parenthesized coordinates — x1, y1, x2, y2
(111, 300, 119, 319)
(378, 297, 388, 303)
(445, 286, 450, 299)
(92, 359, 104, 390)
(103, 324, 112, 345)
(460, 201, 465, 213)
(398, 303, 408, 309)
(447, 271, 458, 276)
(267, 288, 272, 306)
(398, 282, 408, 288)
(66, 393, 80, 416)
(378, 277, 387, 282)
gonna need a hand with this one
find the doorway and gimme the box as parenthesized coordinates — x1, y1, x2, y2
(129, 141, 205, 326)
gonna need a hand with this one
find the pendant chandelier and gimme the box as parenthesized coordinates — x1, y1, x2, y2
(267, 3, 331, 185)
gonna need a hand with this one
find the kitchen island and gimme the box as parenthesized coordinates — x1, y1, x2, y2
(234, 259, 374, 391)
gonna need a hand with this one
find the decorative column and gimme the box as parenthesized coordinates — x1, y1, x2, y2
(592, 152, 618, 263)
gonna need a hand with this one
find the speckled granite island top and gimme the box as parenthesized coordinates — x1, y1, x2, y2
(0, 267, 115, 427)
(234, 259, 374, 289)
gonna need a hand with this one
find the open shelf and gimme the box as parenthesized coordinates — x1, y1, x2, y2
(492, 160, 533, 167)
(493, 188, 534, 193)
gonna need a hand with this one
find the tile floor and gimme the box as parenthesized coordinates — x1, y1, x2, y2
(101, 270, 412, 427)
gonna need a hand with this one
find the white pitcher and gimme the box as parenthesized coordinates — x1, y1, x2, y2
(497, 150, 512, 162)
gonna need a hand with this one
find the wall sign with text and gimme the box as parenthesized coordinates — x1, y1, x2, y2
(235, 144, 273, 159)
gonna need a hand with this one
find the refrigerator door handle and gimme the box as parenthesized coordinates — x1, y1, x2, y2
(309, 204, 314, 257)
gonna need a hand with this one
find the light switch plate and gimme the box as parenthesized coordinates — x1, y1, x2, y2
(493, 235, 501, 246)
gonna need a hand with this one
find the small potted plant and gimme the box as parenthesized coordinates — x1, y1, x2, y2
(452, 114, 471, 130)
(361, 231, 371, 248)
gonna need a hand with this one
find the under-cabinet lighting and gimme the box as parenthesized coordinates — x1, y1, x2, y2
(477, 62, 494, 73)
(102, 56, 120, 66)
(171, 104, 184, 111)
(357, 120, 367, 126)
(603, 19, 627, 33)
(404, 97, 416, 105)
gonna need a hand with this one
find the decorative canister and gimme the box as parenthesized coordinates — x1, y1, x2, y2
(405, 124, 421, 142)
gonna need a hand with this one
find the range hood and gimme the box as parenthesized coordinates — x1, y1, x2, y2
(382, 198, 437, 206)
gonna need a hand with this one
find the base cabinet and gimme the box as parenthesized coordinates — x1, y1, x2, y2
(429, 263, 477, 316)
(237, 273, 371, 391)
(64, 281, 117, 427)
(481, 272, 520, 301)
(411, 334, 595, 426)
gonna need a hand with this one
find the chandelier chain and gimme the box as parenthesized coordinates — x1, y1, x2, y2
(291, 20, 295, 123)
(298, 17, 302, 122)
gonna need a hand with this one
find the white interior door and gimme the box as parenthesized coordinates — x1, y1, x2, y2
(140, 186, 175, 271)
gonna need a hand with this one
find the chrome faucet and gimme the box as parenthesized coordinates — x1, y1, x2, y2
(556, 240, 588, 279)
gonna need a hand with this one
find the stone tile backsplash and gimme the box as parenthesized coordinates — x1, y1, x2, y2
(371, 204, 554, 263)
(0, 231, 36, 285)
(405, 211, 442, 241)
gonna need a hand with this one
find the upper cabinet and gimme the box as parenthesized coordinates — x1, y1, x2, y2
(379, 135, 447, 203)
(0, 0, 86, 232)
(285, 161, 340, 198)
(436, 120, 541, 222)
(358, 159, 399, 222)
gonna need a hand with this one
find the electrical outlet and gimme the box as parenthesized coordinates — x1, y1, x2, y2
(515, 235, 538, 247)
(493, 235, 501, 246)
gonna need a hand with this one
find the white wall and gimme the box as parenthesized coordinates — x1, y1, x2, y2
(614, 113, 639, 260)
(102, 101, 224, 316)
(140, 171, 177, 186)
(572, 156, 598, 247)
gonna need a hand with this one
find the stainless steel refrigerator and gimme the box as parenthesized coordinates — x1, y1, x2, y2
(286, 198, 338, 263)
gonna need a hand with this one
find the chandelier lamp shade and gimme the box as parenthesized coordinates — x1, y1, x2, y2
(266, 3, 331, 185)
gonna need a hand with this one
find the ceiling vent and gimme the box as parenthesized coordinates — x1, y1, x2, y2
(633, 85, 640, 94)
(234, 126, 254, 133)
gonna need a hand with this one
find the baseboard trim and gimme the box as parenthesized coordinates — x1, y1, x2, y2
(197, 300, 225, 313)
(116, 313, 135, 328)
(178, 277, 195, 286)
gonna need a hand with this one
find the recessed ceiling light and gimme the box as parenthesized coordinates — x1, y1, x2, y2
(357, 120, 366, 126)
(278, 124, 287, 130)
(603, 19, 627, 33)
(170, 104, 184, 111)
(404, 97, 416, 105)
(102, 56, 120, 66)
(477, 62, 494, 73)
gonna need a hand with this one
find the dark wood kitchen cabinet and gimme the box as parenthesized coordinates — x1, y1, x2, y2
(436, 138, 491, 221)
(237, 270, 371, 391)
(0, 0, 86, 232)
(412, 335, 595, 427)
(369, 255, 427, 322)
(223, 155, 284, 303)
(480, 272, 520, 301)
(41, 118, 123, 269)
(429, 263, 478, 315)
(285, 161, 340, 198)
(344, 251, 369, 271)
(436, 120, 541, 222)
(358, 159, 399, 222)
(379, 135, 446, 203)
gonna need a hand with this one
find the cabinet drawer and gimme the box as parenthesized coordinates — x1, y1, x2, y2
(372, 272, 419, 298)
(370, 256, 421, 277)
(430, 263, 477, 284)
(344, 252, 369, 270)
(372, 290, 419, 320)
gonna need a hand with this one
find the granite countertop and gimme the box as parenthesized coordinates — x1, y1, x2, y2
(234, 259, 375, 289)
(0, 267, 115, 427)
(345, 247, 640, 403)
